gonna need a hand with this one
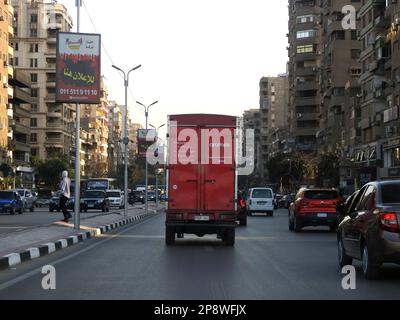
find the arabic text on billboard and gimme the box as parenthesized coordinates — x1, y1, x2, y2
(56, 32, 101, 104)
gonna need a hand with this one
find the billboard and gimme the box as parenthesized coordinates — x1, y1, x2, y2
(56, 32, 101, 104)
(138, 129, 157, 158)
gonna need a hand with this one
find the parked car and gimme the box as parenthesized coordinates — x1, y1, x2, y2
(274, 194, 283, 210)
(80, 190, 110, 212)
(159, 193, 168, 202)
(66, 196, 87, 212)
(14, 189, 36, 212)
(49, 192, 61, 212)
(106, 190, 124, 209)
(337, 180, 400, 280)
(129, 190, 145, 205)
(147, 191, 157, 202)
(279, 194, 295, 209)
(0, 191, 24, 215)
(289, 188, 343, 232)
(246, 188, 275, 217)
(36, 195, 51, 208)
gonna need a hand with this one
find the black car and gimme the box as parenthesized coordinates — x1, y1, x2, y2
(80, 190, 110, 212)
(49, 192, 61, 212)
(337, 180, 400, 279)
(129, 190, 145, 205)
(279, 194, 295, 209)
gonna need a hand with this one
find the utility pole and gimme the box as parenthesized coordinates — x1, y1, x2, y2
(150, 124, 165, 209)
(112, 65, 142, 216)
(74, 0, 82, 230)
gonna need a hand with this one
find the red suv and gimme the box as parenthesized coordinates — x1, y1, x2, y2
(289, 188, 343, 232)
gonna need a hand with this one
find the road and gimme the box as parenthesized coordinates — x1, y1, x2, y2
(0, 209, 399, 300)
(0, 204, 153, 236)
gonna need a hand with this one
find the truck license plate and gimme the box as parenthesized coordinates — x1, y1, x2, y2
(318, 213, 328, 218)
(195, 216, 210, 221)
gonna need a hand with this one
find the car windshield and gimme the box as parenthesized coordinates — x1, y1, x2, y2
(381, 184, 400, 204)
(252, 189, 272, 198)
(107, 192, 121, 198)
(0, 192, 14, 200)
(304, 190, 338, 200)
(83, 192, 104, 198)
(148, 192, 155, 196)
(17, 190, 24, 196)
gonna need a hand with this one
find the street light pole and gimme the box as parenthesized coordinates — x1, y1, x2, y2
(112, 64, 142, 217)
(150, 124, 166, 209)
(136, 101, 159, 215)
(74, 0, 82, 231)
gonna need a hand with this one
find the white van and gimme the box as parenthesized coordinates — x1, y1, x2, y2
(247, 188, 275, 217)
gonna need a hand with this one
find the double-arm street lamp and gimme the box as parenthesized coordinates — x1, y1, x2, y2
(112, 64, 142, 217)
(136, 101, 159, 215)
(149, 124, 166, 208)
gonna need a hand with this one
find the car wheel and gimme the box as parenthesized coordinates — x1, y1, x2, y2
(289, 215, 294, 231)
(30, 205, 35, 212)
(294, 215, 302, 232)
(165, 227, 175, 246)
(18, 207, 23, 215)
(50, 208, 54, 213)
(330, 225, 337, 233)
(84, 209, 88, 213)
(338, 237, 353, 268)
(102, 205, 106, 212)
(267, 211, 274, 217)
(10, 208, 15, 215)
(362, 243, 381, 280)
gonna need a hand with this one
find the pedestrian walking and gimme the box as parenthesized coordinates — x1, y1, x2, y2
(59, 170, 72, 222)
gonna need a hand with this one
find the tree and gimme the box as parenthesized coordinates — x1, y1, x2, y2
(316, 152, 340, 188)
(37, 158, 69, 191)
(266, 153, 305, 190)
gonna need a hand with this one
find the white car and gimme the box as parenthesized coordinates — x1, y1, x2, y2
(106, 190, 124, 209)
(246, 188, 275, 217)
(13, 189, 36, 212)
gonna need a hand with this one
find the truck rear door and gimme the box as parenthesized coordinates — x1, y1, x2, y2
(202, 127, 235, 211)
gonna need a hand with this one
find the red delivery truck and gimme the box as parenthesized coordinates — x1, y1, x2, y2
(165, 114, 239, 246)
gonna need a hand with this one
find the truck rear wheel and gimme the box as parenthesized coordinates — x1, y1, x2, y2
(165, 227, 175, 246)
(223, 228, 235, 246)
(239, 216, 247, 226)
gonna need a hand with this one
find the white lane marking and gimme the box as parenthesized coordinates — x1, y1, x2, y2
(0, 214, 159, 291)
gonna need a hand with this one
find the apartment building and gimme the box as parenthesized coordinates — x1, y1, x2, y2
(0, 0, 13, 165)
(380, 0, 400, 179)
(11, 0, 75, 162)
(81, 79, 109, 178)
(260, 75, 290, 157)
(129, 121, 142, 164)
(107, 100, 123, 173)
(243, 108, 264, 185)
(288, 0, 322, 154)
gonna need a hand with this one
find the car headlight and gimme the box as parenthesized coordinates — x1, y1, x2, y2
(3, 204, 11, 208)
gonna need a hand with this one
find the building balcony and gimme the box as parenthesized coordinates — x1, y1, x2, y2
(14, 140, 30, 153)
(46, 37, 57, 44)
(14, 123, 30, 136)
(295, 127, 318, 137)
(360, 45, 374, 61)
(48, 111, 62, 118)
(358, 0, 386, 18)
(359, 20, 374, 38)
(296, 113, 318, 121)
(12, 87, 33, 105)
(294, 52, 319, 62)
(294, 96, 319, 107)
(296, 82, 317, 91)
(44, 93, 56, 101)
(296, 67, 318, 76)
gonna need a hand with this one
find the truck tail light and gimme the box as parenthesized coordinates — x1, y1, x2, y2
(380, 212, 399, 233)
(220, 214, 235, 221)
(169, 213, 183, 220)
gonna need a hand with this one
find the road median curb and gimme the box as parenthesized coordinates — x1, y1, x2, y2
(0, 211, 156, 271)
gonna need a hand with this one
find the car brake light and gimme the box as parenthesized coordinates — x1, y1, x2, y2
(380, 212, 399, 233)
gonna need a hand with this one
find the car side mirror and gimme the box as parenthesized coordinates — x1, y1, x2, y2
(349, 211, 358, 219)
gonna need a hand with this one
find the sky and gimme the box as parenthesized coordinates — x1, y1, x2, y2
(63, 0, 289, 139)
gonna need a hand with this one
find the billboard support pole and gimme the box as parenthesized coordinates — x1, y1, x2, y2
(74, 0, 82, 230)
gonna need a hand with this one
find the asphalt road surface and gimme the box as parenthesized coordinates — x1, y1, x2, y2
(0, 209, 400, 300)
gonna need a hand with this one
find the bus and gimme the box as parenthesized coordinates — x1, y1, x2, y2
(86, 178, 117, 191)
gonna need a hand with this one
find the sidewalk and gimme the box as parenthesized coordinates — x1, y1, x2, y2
(0, 204, 164, 270)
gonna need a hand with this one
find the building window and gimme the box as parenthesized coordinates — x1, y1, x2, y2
(31, 74, 38, 83)
(29, 43, 39, 53)
(30, 133, 37, 143)
(30, 28, 37, 37)
(31, 88, 38, 97)
(30, 14, 38, 23)
(31, 104, 38, 112)
(297, 30, 316, 39)
(351, 49, 361, 59)
(296, 15, 315, 24)
(30, 58, 38, 68)
(297, 45, 314, 54)
(30, 118, 37, 128)
(31, 148, 38, 156)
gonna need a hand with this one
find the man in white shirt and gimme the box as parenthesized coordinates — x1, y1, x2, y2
(59, 170, 72, 222)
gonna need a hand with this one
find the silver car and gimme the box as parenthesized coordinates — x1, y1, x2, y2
(14, 189, 36, 212)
